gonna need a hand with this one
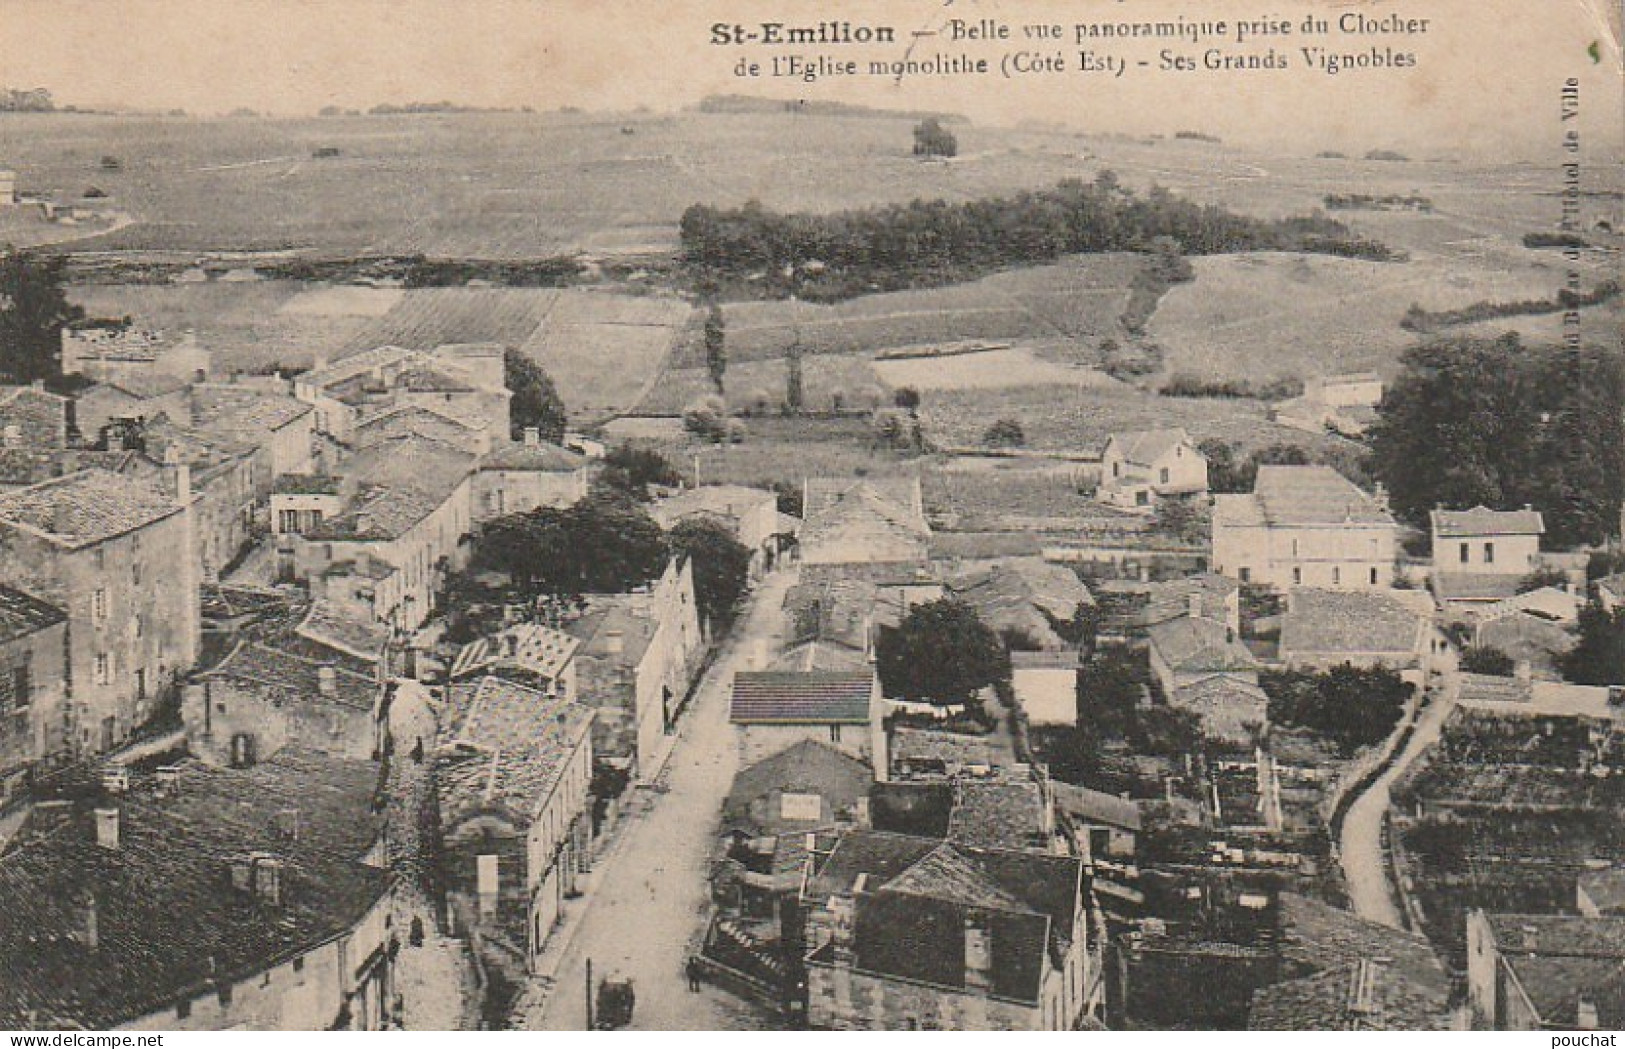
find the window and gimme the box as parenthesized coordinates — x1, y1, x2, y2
(1331, 567, 1341, 585)
(94, 653, 111, 686)
(9, 665, 30, 709)
(1484, 542, 1495, 564)
(1292, 567, 1302, 585)
(1159, 467, 1170, 485)
(91, 589, 108, 621)
(1370, 567, 1380, 585)
(829, 724, 843, 744)
(1111, 462, 1120, 478)
(292, 957, 305, 974)
(279, 509, 298, 533)
(131, 562, 141, 586)
(1238, 567, 1251, 583)
(1459, 542, 1470, 564)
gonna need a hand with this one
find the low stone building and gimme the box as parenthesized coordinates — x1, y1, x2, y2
(729, 670, 884, 770)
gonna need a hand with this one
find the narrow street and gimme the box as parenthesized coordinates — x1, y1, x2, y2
(1338, 680, 1459, 928)
(522, 566, 797, 1030)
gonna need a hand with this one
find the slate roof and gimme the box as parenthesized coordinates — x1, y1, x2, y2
(1147, 616, 1258, 674)
(0, 584, 66, 644)
(1432, 572, 1523, 603)
(946, 558, 1093, 648)
(1431, 505, 1546, 538)
(1251, 466, 1395, 527)
(201, 641, 379, 713)
(1107, 428, 1196, 467)
(0, 468, 181, 549)
(294, 600, 390, 666)
(438, 676, 595, 824)
(730, 672, 874, 725)
(721, 740, 873, 838)
(1280, 588, 1424, 657)
(1051, 782, 1142, 832)
(807, 830, 1084, 1007)
(0, 749, 392, 1029)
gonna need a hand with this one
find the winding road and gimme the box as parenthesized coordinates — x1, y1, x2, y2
(1337, 680, 1457, 928)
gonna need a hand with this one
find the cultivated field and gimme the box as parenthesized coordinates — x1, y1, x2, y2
(922, 383, 1357, 458)
(679, 254, 1140, 366)
(637, 353, 888, 416)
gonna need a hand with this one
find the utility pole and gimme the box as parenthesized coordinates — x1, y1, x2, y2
(585, 957, 594, 1030)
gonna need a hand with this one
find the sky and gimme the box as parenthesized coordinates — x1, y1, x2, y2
(0, 0, 1619, 159)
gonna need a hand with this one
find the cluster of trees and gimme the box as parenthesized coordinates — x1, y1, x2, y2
(875, 599, 1008, 712)
(982, 418, 1025, 447)
(1324, 193, 1432, 212)
(1162, 374, 1303, 400)
(1073, 648, 1202, 758)
(912, 118, 958, 159)
(1199, 440, 1324, 494)
(679, 173, 1397, 300)
(0, 252, 83, 388)
(0, 87, 54, 112)
(1369, 335, 1625, 547)
(503, 348, 567, 443)
(1400, 281, 1619, 333)
(594, 444, 684, 501)
(1560, 600, 1625, 686)
(682, 394, 746, 444)
(1261, 664, 1411, 755)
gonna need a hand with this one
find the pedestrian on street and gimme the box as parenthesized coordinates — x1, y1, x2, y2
(686, 956, 701, 992)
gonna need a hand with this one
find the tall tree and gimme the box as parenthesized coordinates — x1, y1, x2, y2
(875, 599, 1010, 709)
(1560, 600, 1625, 686)
(595, 443, 682, 502)
(666, 517, 752, 630)
(472, 491, 666, 595)
(703, 304, 727, 393)
(0, 252, 84, 387)
(503, 347, 567, 443)
(785, 340, 804, 412)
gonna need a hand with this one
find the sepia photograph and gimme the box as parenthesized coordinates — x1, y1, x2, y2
(0, 0, 1620, 1035)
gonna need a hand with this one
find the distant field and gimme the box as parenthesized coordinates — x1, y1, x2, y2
(637, 353, 887, 416)
(1146, 251, 1574, 382)
(627, 415, 928, 491)
(923, 383, 1355, 457)
(517, 291, 689, 422)
(672, 254, 1138, 368)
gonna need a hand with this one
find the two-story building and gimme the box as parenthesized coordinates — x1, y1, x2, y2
(471, 431, 589, 523)
(0, 585, 69, 802)
(1096, 428, 1209, 511)
(187, 382, 317, 492)
(1467, 910, 1625, 1030)
(651, 483, 782, 578)
(0, 469, 199, 758)
(0, 749, 400, 1031)
(136, 417, 258, 581)
(800, 477, 931, 570)
(294, 344, 510, 446)
(729, 670, 886, 769)
(438, 675, 595, 970)
(801, 830, 1098, 1030)
(1212, 465, 1400, 590)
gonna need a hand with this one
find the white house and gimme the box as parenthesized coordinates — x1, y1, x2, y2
(1430, 506, 1545, 577)
(1096, 429, 1208, 511)
(1212, 465, 1400, 590)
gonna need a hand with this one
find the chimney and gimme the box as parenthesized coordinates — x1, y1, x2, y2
(253, 855, 284, 906)
(317, 665, 337, 697)
(274, 809, 299, 842)
(76, 889, 99, 950)
(93, 807, 120, 850)
(523, 426, 540, 447)
(1187, 592, 1203, 620)
(101, 765, 129, 795)
(964, 917, 993, 992)
(155, 765, 182, 794)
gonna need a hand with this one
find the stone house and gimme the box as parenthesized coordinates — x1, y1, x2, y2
(1096, 428, 1209, 511)
(800, 477, 930, 568)
(438, 675, 595, 970)
(0, 750, 399, 1031)
(187, 382, 317, 491)
(729, 670, 885, 769)
(0, 585, 69, 803)
(651, 483, 781, 577)
(0, 469, 200, 758)
(1212, 466, 1400, 590)
(801, 830, 1099, 1030)
(471, 431, 589, 523)
(1431, 506, 1545, 577)
(1467, 910, 1625, 1030)
(0, 384, 71, 449)
(294, 343, 510, 446)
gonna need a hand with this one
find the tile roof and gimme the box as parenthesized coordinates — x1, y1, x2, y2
(0, 749, 392, 1029)
(868, 781, 955, 838)
(722, 740, 873, 838)
(0, 468, 181, 548)
(1432, 571, 1523, 602)
(1248, 961, 1453, 1031)
(947, 558, 1093, 648)
(202, 640, 379, 713)
(1051, 782, 1142, 832)
(768, 640, 871, 673)
(294, 600, 390, 665)
(273, 472, 343, 495)
(651, 484, 775, 524)
(0, 584, 66, 644)
(944, 778, 1051, 851)
(1147, 616, 1258, 673)
(1172, 675, 1270, 744)
(1107, 428, 1195, 467)
(889, 726, 1011, 772)
(478, 441, 586, 473)
(449, 622, 580, 682)
(353, 404, 485, 450)
(567, 598, 660, 670)
(730, 671, 874, 725)
(188, 384, 312, 433)
(1580, 867, 1625, 915)
(804, 477, 925, 527)
(1280, 588, 1424, 656)
(438, 676, 595, 823)
(1484, 913, 1625, 1027)
(1431, 505, 1545, 537)
(307, 436, 472, 541)
(1251, 466, 1395, 527)
(1141, 573, 1239, 627)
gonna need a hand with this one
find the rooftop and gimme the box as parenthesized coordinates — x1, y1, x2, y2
(651, 484, 775, 525)
(0, 749, 392, 1029)
(449, 622, 580, 682)
(1432, 571, 1524, 603)
(189, 384, 312, 434)
(721, 740, 873, 838)
(1147, 615, 1258, 674)
(1484, 913, 1625, 1028)
(1431, 505, 1546, 538)
(479, 440, 586, 473)
(0, 468, 181, 548)
(1107, 428, 1197, 467)
(0, 584, 67, 645)
(293, 600, 390, 665)
(201, 640, 379, 713)
(1280, 588, 1425, 656)
(729, 671, 874, 725)
(944, 777, 1051, 852)
(1249, 466, 1395, 528)
(438, 676, 595, 823)
(1051, 781, 1142, 832)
